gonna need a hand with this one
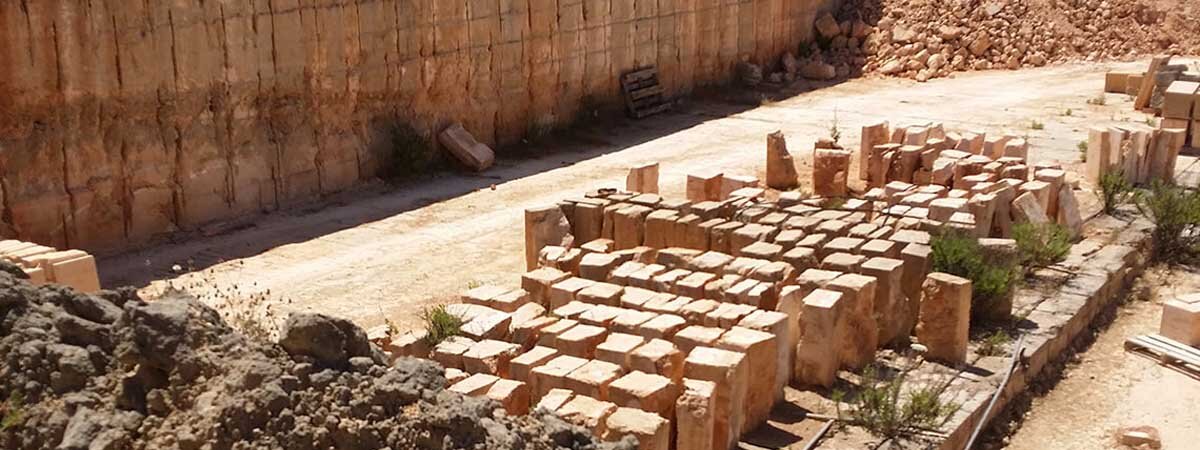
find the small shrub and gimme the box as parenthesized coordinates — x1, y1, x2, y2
(421, 304, 463, 346)
(1077, 140, 1088, 162)
(1136, 181, 1200, 262)
(1013, 222, 1072, 268)
(466, 280, 483, 289)
(1098, 170, 1134, 215)
(1030, 120, 1045, 130)
(834, 366, 958, 440)
(1, 391, 24, 430)
(830, 110, 842, 145)
(976, 330, 1011, 357)
(383, 123, 439, 180)
(1063, 109, 1073, 116)
(931, 231, 1020, 320)
(1087, 94, 1107, 106)
(1144, 117, 1156, 127)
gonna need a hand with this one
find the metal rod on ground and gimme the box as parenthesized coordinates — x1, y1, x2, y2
(963, 333, 1027, 450)
(802, 418, 836, 450)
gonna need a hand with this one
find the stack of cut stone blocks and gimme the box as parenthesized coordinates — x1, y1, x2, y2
(1088, 124, 1187, 188)
(387, 177, 1001, 449)
(858, 121, 1083, 239)
(0, 240, 101, 292)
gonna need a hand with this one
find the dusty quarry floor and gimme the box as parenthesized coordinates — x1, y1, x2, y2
(100, 59, 1200, 448)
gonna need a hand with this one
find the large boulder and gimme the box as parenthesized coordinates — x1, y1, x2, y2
(278, 313, 386, 368)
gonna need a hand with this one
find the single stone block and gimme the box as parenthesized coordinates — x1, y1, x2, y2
(782, 247, 819, 272)
(685, 346, 749, 450)
(486, 379, 531, 415)
(595, 332, 648, 369)
(680, 299, 722, 325)
(462, 339, 522, 377)
(565, 359, 625, 400)
(826, 274, 879, 371)
(643, 209, 679, 248)
(577, 304, 625, 327)
(431, 336, 477, 370)
(614, 205, 654, 250)
(688, 171, 724, 202)
(603, 407, 671, 450)
(822, 252, 867, 273)
(579, 253, 620, 281)
(1011, 191, 1050, 225)
(510, 315, 558, 349)
(448, 373, 500, 396)
(737, 310, 792, 403)
(552, 301, 595, 321)
(525, 205, 573, 270)
(535, 388, 575, 413)
(536, 319, 580, 348)
(861, 257, 908, 346)
(511, 346, 560, 384)
(674, 325, 727, 354)
(557, 394, 619, 436)
(795, 289, 845, 387)
(677, 272, 718, 298)
(916, 273, 972, 365)
(609, 371, 680, 418)
(550, 277, 598, 310)
(386, 330, 432, 359)
(627, 161, 660, 194)
(531, 355, 591, 400)
(611, 309, 659, 335)
(1161, 294, 1200, 346)
(675, 379, 717, 450)
(652, 268, 693, 292)
(716, 327, 778, 430)
(523, 267, 571, 306)
(556, 324, 609, 359)
(637, 314, 688, 340)
(1057, 185, 1083, 239)
(628, 264, 668, 289)
(630, 338, 685, 383)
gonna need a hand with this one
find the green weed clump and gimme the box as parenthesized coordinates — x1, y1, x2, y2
(1136, 181, 1200, 262)
(931, 231, 1019, 321)
(1013, 222, 1072, 268)
(420, 304, 463, 346)
(976, 330, 1012, 357)
(1098, 170, 1134, 215)
(834, 367, 958, 441)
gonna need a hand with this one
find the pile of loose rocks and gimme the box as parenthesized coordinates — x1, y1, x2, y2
(773, 0, 1200, 84)
(0, 265, 631, 450)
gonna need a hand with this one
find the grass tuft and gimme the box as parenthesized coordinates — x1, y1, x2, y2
(1136, 181, 1200, 263)
(1013, 222, 1072, 268)
(420, 304, 463, 346)
(834, 366, 959, 441)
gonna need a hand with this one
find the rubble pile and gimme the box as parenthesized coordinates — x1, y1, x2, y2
(0, 267, 630, 450)
(774, 0, 1200, 83)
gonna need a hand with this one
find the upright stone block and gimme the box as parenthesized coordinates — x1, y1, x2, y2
(523, 267, 571, 306)
(795, 289, 845, 388)
(557, 395, 618, 436)
(630, 338, 685, 384)
(526, 205, 574, 270)
(766, 131, 800, 189)
(614, 205, 654, 250)
(565, 359, 625, 401)
(595, 332, 648, 369)
(684, 346, 748, 450)
(675, 379, 717, 450)
(825, 274, 878, 371)
(861, 257, 908, 345)
(608, 371, 680, 418)
(860, 121, 891, 180)
(715, 327, 777, 430)
(627, 162, 660, 194)
(813, 149, 852, 198)
(603, 407, 671, 450)
(688, 171, 724, 202)
(916, 273, 972, 365)
(1161, 294, 1200, 346)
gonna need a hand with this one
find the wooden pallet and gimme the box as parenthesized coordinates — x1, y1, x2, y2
(621, 67, 670, 119)
(1125, 334, 1200, 379)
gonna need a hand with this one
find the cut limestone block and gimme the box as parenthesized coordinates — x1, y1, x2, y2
(674, 325, 727, 354)
(720, 175, 760, 199)
(486, 379, 531, 415)
(445, 368, 469, 386)
(814, 149, 851, 198)
(614, 205, 654, 250)
(782, 247, 818, 272)
(596, 333, 648, 369)
(556, 324, 610, 359)
(688, 171, 724, 202)
(536, 388, 575, 413)
(1011, 191, 1050, 225)
(608, 371, 680, 418)
(685, 346, 749, 450)
(676, 379, 717, 450)
(565, 359, 625, 400)
(651, 268, 692, 292)
(861, 257, 908, 346)
(1057, 185, 1083, 239)
(549, 277, 598, 310)
(462, 339, 522, 377)
(737, 310, 791, 403)
(1161, 294, 1200, 347)
(523, 267, 571, 306)
(536, 319, 580, 348)
(637, 314, 688, 340)
(431, 336, 477, 370)
(826, 274, 878, 371)
(611, 309, 658, 335)
(557, 394, 618, 436)
(511, 346, 560, 384)
(795, 289, 845, 388)
(1086, 127, 1116, 183)
(627, 264, 668, 290)
(578, 304, 625, 327)
(627, 162, 660, 194)
(552, 301, 595, 321)
(716, 327, 777, 430)
(630, 338, 685, 383)
(439, 122, 495, 171)
(577, 282, 625, 306)
(916, 273, 972, 365)
(603, 407, 671, 450)
(531, 355, 591, 400)
(462, 311, 513, 341)
(899, 243, 933, 333)
(677, 272, 718, 299)
(1163, 80, 1200, 119)
(767, 131, 801, 189)
(579, 253, 620, 281)
(860, 121, 891, 180)
(643, 210, 679, 249)
(448, 373, 500, 396)
(525, 206, 573, 271)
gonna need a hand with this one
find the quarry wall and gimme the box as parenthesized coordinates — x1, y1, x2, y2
(0, 0, 838, 252)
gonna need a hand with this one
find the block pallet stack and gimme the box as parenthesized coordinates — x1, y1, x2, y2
(0, 240, 102, 292)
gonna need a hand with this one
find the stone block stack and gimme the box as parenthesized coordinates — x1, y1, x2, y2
(858, 121, 1083, 239)
(0, 240, 102, 292)
(1087, 124, 1186, 186)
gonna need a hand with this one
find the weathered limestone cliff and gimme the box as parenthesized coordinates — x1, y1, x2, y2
(0, 0, 837, 252)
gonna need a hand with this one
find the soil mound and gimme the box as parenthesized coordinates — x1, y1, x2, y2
(0, 264, 631, 450)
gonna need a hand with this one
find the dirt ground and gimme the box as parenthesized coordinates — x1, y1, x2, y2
(96, 59, 1200, 447)
(998, 266, 1200, 450)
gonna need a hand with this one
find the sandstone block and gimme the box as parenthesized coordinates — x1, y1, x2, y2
(630, 338, 685, 383)
(795, 289, 845, 388)
(439, 123, 495, 171)
(579, 252, 620, 281)
(462, 339, 522, 377)
(1057, 185, 1083, 239)
(577, 304, 625, 327)
(550, 277, 599, 309)
(448, 373, 500, 396)
(813, 149, 852, 197)
(611, 309, 658, 335)
(1161, 294, 1200, 346)
(826, 274, 879, 371)
(511, 346, 560, 384)
(614, 205, 654, 250)
(603, 407, 671, 450)
(523, 267, 571, 306)
(557, 394, 619, 436)
(595, 333, 648, 369)
(486, 379, 531, 415)
(531, 355, 591, 400)
(716, 327, 777, 430)
(577, 282, 625, 306)
(431, 336, 477, 370)
(687, 171, 724, 202)
(608, 371, 680, 418)
(536, 319, 580, 348)
(860, 121, 891, 180)
(525, 206, 574, 271)
(684, 346, 748, 450)
(675, 379, 717, 450)
(556, 324, 609, 359)
(626, 162, 660, 194)
(916, 273, 972, 365)
(766, 131, 800, 189)
(565, 359, 625, 400)
(1011, 191, 1050, 225)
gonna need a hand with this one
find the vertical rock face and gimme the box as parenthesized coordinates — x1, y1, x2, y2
(0, 0, 836, 252)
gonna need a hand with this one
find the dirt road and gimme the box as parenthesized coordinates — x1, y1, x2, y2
(100, 60, 1199, 334)
(1001, 266, 1200, 450)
